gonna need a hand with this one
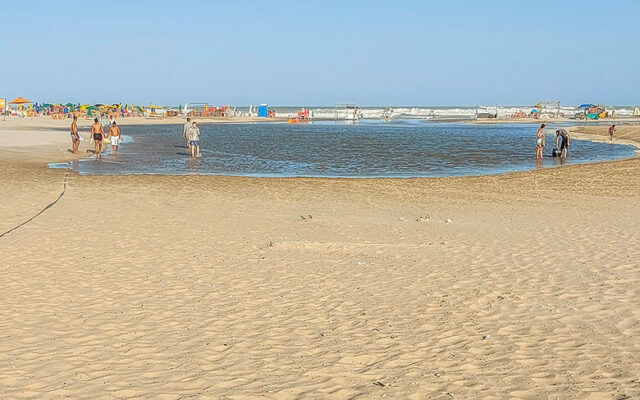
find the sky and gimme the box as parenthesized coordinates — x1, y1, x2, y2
(0, 0, 638, 106)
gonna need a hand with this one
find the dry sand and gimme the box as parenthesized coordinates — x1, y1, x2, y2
(0, 118, 639, 399)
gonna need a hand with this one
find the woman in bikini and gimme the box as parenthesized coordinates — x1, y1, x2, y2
(536, 123, 546, 159)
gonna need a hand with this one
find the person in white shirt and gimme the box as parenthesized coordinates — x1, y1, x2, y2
(187, 121, 201, 158)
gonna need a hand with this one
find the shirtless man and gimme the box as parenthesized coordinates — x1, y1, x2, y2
(70, 116, 80, 154)
(109, 121, 121, 155)
(91, 118, 105, 158)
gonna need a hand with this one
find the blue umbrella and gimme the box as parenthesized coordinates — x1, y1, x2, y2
(579, 103, 596, 108)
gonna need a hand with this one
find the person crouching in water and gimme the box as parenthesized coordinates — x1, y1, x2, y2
(555, 129, 570, 158)
(536, 123, 546, 159)
(91, 118, 105, 158)
(188, 121, 201, 158)
(109, 121, 121, 155)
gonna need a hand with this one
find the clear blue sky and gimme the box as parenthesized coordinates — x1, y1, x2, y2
(1, 0, 638, 106)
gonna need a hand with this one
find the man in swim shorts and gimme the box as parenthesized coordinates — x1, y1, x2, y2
(109, 121, 121, 155)
(91, 118, 105, 158)
(187, 121, 201, 158)
(70, 116, 80, 154)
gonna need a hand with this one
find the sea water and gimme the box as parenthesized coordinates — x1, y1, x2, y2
(49, 120, 636, 178)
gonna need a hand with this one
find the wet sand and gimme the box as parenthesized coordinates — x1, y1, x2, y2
(0, 119, 639, 399)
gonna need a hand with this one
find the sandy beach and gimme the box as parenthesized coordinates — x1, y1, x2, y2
(0, 118, 638, 399)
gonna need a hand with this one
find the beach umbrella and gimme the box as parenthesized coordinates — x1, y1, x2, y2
(9, 97, 32, 104)
(579, 103, 596, 108)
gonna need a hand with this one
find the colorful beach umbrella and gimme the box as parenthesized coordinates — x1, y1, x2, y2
(9, 97, 32, 104)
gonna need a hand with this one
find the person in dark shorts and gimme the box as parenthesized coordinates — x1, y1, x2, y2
(555, 129, 570, 158)
(91, 118, 105, 158)
(70, 116, 80, 154)
(187, 121, 201, 158)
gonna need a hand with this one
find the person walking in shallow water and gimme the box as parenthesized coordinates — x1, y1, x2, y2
(109, 121, 121, 155)
(91, 118, 104, 158)
(183, 117, 192, 149)
(536, 123, 546, 159)
(187, 121, 201, 158)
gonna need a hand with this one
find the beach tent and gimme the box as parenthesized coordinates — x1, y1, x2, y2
(9, 97, 32, 105)
(258, 103, 268, 117)
(9, 97, 33, 113)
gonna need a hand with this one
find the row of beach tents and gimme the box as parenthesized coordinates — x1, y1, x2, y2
(2, 97, 160, 117)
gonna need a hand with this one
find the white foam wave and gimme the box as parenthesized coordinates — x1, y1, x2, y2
(273, 106, 636, 119)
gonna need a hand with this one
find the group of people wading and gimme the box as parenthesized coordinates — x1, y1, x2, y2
(69, 116, 121, 158)
(69, 117, 203, 159)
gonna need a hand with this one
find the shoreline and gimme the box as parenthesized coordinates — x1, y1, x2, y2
(1, 117, 639, 398)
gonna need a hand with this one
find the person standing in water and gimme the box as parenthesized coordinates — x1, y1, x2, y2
(70, 116, 80, 154)
(183, 117, 192, 149)
(609, 124, 616, 140)
(91, 118, 104, 158)
(109, 121, 121, 155)
(187, 121, 201, 158)
(536, 123, 546, 159)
